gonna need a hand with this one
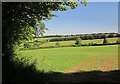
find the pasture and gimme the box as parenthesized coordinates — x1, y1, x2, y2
(15, 45, 118, 73)
(40, 38, 118, 47)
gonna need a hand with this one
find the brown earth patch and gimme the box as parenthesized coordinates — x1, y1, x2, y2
(99, 59, 118, 71)
(64, 58, 118, 73)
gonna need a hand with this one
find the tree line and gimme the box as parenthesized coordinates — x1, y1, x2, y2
(39, 33, 120, 42)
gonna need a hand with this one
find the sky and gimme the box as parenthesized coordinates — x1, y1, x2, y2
(43, 2, 118, 35)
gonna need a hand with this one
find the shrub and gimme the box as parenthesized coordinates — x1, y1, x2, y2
(88, 42, 94, 46)
(103, 38, 109, 44)
(75, 37, 82, 46)
(33, 42, 40, 48)
(55, 42, 60, 47)
(24, 43, 33, 49)
(116, 39, 120, 43)
(34, 40, 40, 42)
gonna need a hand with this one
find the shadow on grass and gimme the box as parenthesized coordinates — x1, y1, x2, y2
(3, 58, 120, 84)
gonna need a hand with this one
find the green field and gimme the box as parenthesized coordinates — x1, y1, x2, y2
(16, 45, 118, 72)
(40, 38, 118, 47)
(34, 37, 59, 41)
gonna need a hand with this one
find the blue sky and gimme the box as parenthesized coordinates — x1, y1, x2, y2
(43, 2, 118, 35)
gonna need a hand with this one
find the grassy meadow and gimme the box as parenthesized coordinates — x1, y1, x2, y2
(16, 45, 118, 72)
(40, 38, 118, 47)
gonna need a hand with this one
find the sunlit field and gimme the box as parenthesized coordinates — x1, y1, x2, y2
(40, 38, 118, 47)
(15, 45, 118, 73)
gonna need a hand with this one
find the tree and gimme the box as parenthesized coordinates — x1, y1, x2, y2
(2, 1, 88, 83)
(115, 33, 120, 37)
(100, 34, 107, 39)
(103, 38, 109, 44)
(3, 1, 88, 59)
(108, 33, 115, 38)
(56, 42, 60, 47)
(75, 37, 82, 46)
(34, 21, 48, 37)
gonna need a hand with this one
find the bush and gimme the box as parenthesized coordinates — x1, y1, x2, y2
(88, 42, 94, 46)
(103, 38, 109, 44)
(116, 39, 120, 43)
(24, 42, 41, 49)
(33, 42, 40, 48)
(24, 43, 33, 49)
(75, 37, 82, 46)
(55, 42, 60, 47)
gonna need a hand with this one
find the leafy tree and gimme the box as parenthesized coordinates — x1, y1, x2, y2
(3, 1, 88, 59)
(103, 38, 109, 44)
(100, 34, 107, 39)
(34, 21, 48, 37)
(108, 33, 115, 38)
(115, 33, 120, 37)
(2, 1, 88, 83)
(56, 42, 60, 47)
(75, 37, 82, 45)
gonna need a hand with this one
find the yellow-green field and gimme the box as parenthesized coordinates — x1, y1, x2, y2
(40, 38, 118, 47)
(16, 45, 118, 72)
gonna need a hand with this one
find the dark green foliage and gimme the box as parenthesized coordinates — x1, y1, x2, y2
(2, 1, 89, 83)
(34, 42, 40, 47)
(47, 33, 119, 42)
(56, 42, 60, 47)
(75, 37, 82, 46)
(88, 42, 94, 46)
(103, 38, 109, 44)
(108, 33, 115, 38)
(3, 55, 48, 83)
(3, 2, 85, 58)
(100, 34, 107, 39)
(2, 0, 87, 74)
(24, 43, 31, 49)
(49, 37, 76, 42)
(24, 42, 41, 49)
(34, 21, 48, 37)
(115, 33, 120, 37)
(81, 34, 94, 40)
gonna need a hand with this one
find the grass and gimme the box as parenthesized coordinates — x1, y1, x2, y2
(34, 37, 58, 41)
(16, 45, 118, 72)
(40, 38, 118, 47)
(40, 40, 75, 47)
(82, 38, 118, 44)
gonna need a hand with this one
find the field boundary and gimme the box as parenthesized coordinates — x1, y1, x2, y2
(20, 43, 120, 50)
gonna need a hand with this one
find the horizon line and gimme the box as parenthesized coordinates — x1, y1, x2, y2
(44, 32, 118, 36)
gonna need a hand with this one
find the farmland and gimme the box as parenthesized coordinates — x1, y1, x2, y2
(40, 37, 118, 47)
(15, 45, 118, 73)
(3, 3, 120, 83)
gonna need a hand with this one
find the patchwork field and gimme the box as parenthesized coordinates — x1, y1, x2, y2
(16, 45, 118, 73)
(40, 38, 118, 47)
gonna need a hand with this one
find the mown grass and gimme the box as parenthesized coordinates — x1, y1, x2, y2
(16, 45, 118, 72)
